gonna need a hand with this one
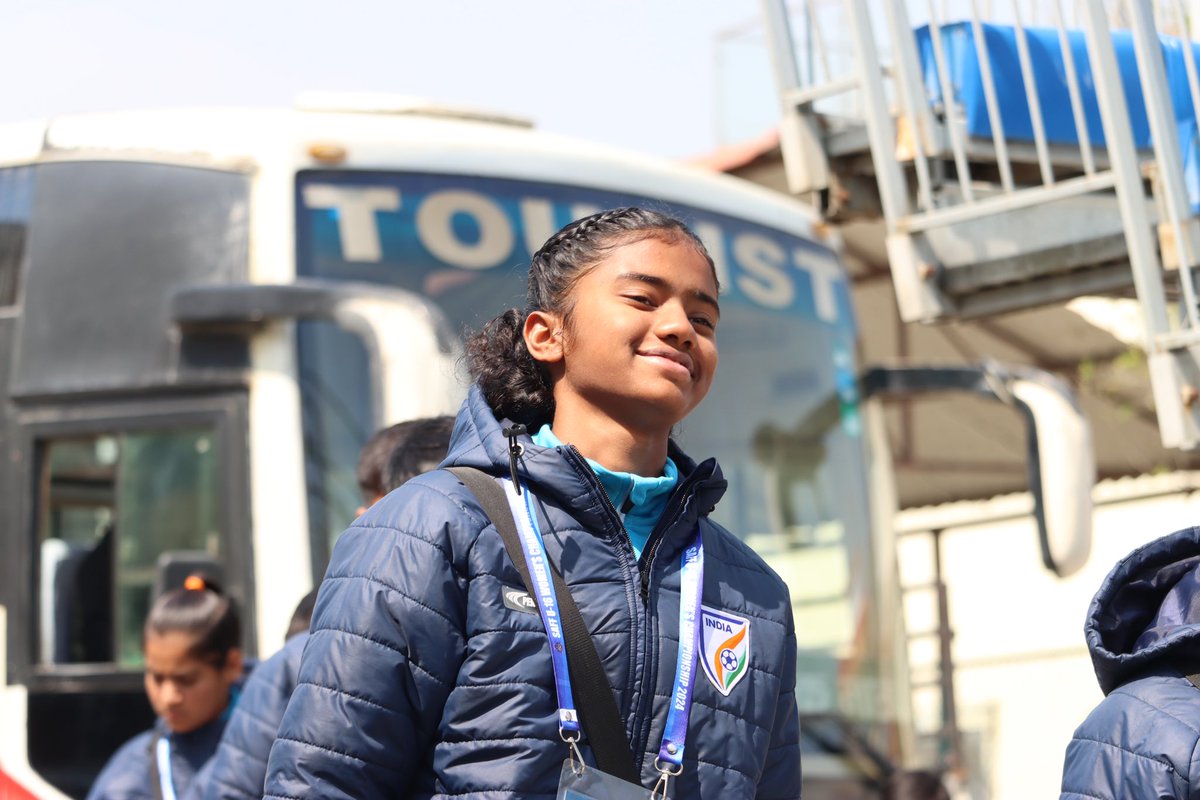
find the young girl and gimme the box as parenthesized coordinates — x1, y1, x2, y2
(265, 208, 801, 798)
(87, 576, 243, 800)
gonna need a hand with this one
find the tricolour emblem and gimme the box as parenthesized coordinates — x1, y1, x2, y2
(699, 605, 751, 696)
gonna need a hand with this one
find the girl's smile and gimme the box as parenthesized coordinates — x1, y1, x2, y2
(637, 346, 695, 379)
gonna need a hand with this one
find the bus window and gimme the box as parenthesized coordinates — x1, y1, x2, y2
(0, 166, 32, 307)
(36, 427, 221, 668)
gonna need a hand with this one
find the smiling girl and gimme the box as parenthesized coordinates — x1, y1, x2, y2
(265, 207, 801, 799)
(87, 576, 243, 800)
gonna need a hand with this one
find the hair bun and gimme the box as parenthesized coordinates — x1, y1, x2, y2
(184, 575, 207, 591)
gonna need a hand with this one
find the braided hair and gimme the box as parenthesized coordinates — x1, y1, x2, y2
(466, 207, 717, 428)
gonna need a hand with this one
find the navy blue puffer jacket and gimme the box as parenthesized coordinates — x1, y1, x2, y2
(264, 386, 801, 799)
(187, 632, 307, 800)
(1060, 526, 1200, 799)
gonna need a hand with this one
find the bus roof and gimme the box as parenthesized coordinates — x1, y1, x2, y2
(0, 101, 831, 245)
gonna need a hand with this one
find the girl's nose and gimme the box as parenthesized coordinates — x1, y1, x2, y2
(655, 302, 696, 348)
(161, 682, 183, 705)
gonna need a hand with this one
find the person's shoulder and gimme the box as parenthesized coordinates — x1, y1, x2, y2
(243, 631, 308, 697)
(1076, 670, 1200, 749)
(327, 468, 493, 578)
(1110, 671, 1200, 729)
(102, 728, 157, 769)
(87, 729, 156, 800)
(701, 519, 791, 598)
(1063, 671, 1200, 794)
(698, 518, 796, 638)
(351, 468, 490, 539)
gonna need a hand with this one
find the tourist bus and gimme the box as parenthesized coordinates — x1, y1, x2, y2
(0, 97, 1014, 797)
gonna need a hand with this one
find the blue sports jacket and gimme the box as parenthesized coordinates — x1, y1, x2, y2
(187, 633, 308, 800)
(1060, 525, 1200, 799)
(264, 386, 801, 799)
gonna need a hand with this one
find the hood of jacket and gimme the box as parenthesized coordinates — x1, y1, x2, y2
(441, 385, 728, 538)
(1086, 525, 1200, 694)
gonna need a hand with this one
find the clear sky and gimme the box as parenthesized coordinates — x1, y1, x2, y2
(3, 0, 780, 160)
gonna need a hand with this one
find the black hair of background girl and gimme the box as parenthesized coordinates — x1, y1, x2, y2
(143, 574, 241, 664)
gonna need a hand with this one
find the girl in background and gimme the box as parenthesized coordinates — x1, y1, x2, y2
(88, 576, 242, 800)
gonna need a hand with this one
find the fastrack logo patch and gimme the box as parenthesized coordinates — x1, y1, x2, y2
(502, 586, 538, 615)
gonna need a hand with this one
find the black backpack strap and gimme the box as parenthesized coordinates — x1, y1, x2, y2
(447, 466, 641, 784)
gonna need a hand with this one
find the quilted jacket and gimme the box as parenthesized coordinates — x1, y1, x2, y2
(1060, 525, 1200, 799)
(264, 385, 801, 799)
(189, 632, 308, 800)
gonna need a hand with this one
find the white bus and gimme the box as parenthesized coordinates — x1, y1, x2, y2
(0, 97, 1057, 798)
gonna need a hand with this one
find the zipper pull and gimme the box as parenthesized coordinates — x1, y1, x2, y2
(502, 424, 527, 494)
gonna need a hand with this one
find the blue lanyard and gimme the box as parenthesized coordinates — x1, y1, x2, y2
(502, 479, 704, 776)
(657, 529, 703, 771)
(503, 478, 580, 736)
(155, 735, 177, 800)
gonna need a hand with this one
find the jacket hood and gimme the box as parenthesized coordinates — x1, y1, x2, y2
(1086, 525, 1200, 694)
(441, 385, 728, 534)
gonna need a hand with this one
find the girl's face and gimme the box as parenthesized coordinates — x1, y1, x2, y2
(144, 630, 242, 734)
(531, 235, 720, 433)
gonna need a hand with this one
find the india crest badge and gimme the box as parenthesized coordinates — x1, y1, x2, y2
(699, 604, 751, 696)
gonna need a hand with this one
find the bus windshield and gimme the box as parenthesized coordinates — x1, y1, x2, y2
(294, 169, 894, 758)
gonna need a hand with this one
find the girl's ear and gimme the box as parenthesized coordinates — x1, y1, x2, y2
(524, 310, 564, 365)
(222, 647, 244, 683)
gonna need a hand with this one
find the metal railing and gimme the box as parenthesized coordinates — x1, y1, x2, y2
(763, 0, 1200, 448)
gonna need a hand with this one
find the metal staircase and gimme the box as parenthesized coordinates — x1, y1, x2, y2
(761, 0, 1200, 449)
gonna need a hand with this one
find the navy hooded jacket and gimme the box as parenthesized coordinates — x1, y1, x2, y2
(1060, 525, 1200, 799)
(187, 633, 308, 800)
(264, 386, 801, 799)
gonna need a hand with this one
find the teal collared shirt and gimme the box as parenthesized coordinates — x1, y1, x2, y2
(532, 425, 678, 560)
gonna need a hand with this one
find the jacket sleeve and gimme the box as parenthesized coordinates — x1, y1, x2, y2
(756, 603, 802, 800)
(263, 483, 473, 800)
(1059, 680, 1198, 800)
(195, 635, 307, 800)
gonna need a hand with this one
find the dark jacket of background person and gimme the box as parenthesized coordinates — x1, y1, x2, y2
(1060, 525, 1200, 799)
(263, 386, 801, 800)
(86, 714, 227, 800)
(186, 632, 308, 800)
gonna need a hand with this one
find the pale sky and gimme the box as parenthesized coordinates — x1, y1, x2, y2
(3, 0, 781, 159)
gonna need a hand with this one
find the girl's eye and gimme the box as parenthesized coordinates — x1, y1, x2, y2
(691, 316, 716, 330)
(626, 294, 655, 307)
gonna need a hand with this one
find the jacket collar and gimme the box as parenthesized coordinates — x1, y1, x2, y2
(442, 386, 727, 541)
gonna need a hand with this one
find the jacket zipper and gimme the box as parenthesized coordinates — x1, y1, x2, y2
(637, 474, 702, 601)
(561, 446, 642, 726)
(628, 472, 705, 774)
(561, 444, 710, 779)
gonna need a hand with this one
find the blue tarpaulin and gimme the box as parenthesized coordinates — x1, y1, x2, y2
(915, 22, 1200, 209)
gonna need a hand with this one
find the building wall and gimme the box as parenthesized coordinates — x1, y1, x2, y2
(896, 475, 1200, 798)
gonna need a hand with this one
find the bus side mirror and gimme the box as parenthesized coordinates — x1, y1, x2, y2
(862, 362, 1094, 577)
(1006, 372, 1094, 576)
